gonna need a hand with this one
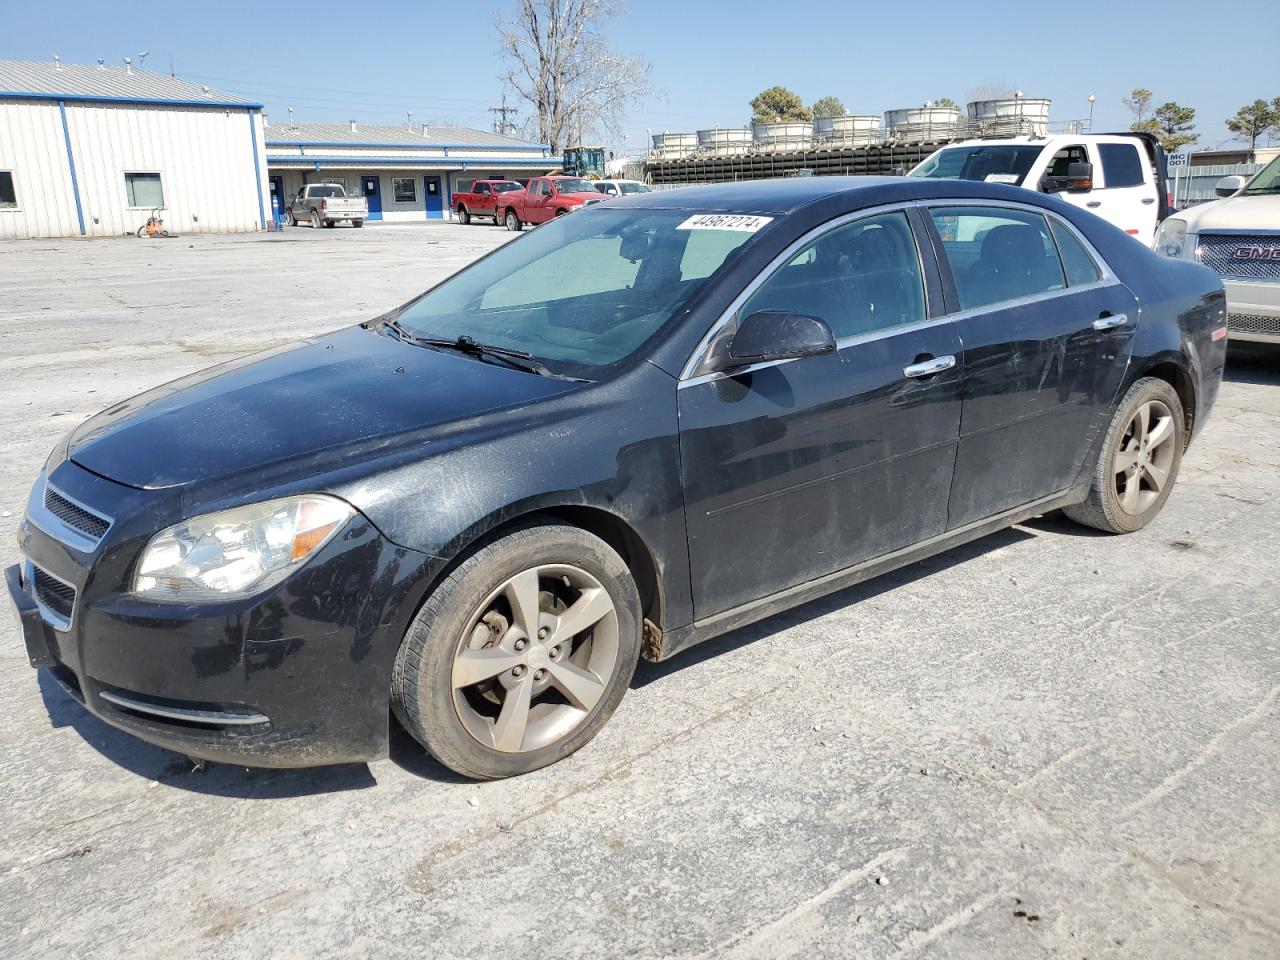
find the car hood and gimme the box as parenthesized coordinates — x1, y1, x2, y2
(67, 325, 580, 490)
(1184, 193, 1280, 232)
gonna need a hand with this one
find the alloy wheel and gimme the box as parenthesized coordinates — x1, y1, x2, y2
(450, 564, 619, 753)
(1113, 399, 1177, 516)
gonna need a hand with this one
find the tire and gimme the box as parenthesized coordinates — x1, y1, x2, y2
(324, 219, 336, 229)
(554, 208, 568, 218)
(392, 522, 642, 780)
(352, 220, 364, 228)
(505, 209, 522, 232)
(1064, 377, 1185, 534)
(286, 209, 296, 227)
(457, 205, 470, 225)
(310, 209, 322, 229)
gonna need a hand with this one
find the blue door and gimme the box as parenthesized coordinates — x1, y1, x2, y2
(361, 175, 382, 221)
(268, 176, 286, 225)
(424, 176, 443, 219)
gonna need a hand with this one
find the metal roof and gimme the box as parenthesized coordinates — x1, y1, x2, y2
(0, 60, 258, 107)
(264, 122, 544, 150)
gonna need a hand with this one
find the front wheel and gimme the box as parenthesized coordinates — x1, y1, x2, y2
(286, 209, 297, 227)
(457, 205, 470, 225)
(391, 523, 641, 780)
(1064, 377, 1184, 534)
(504, 209, 522, 232)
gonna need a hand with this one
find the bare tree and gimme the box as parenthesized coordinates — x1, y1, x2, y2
(495, 0, 652, 153)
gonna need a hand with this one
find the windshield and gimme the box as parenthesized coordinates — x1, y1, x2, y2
(1243, 156, 1280, 194)
(621, 182, 652, 194)
(494, 181, 523, 192)
(910, 145, 1044, 186)
(389, 208, 762, 377)
(554, 178, 596, 194)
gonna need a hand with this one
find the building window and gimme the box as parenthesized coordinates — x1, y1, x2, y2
(125, 172, 164, 208)
(393, 178, 417, 202)
(0, 171, 16, 209)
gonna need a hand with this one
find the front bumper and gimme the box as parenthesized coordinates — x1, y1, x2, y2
(1222, 279, 1280, 343)
(9, 463, 438, 768)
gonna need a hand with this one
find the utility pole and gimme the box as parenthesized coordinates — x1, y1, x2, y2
(489, 93, 517, 136)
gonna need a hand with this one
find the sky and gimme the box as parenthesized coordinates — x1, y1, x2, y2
(5, 0, 1276, 155)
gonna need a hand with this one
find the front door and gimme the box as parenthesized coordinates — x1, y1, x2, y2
(268, 176, 285, 224)
(362, 175, 382, 221)
(925, 204, 1138, 527)
(679, 210, 964, 620)
(424, 176, 443, 219)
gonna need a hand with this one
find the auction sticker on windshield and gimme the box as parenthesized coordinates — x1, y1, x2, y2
(984, 173, 1019, 184)
(678, 214, 773, 232)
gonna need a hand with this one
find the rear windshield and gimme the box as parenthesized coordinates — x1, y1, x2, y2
(390, 208, 764, 377)
(493, 182, 523, 192)
(308, 185, 346, 198)
(910, 145, 1044, 186)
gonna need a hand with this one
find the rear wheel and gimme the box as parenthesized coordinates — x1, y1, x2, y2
(457, 205, 471, 225)
(310, 209, 322, 229)
(323, 219, 336, 229)
(352, 219, 364, 228)
(554, 208, 568, 218)
(1064, 377, 1184, 534)
(504, 209, 522, 232)
(392, 523, 641, 779)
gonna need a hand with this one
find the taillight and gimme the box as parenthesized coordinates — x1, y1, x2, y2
(322, 198, 329, 210)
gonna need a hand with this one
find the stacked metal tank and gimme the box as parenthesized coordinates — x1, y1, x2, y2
(696, 127, 754, 156)
(965, 97, 1052, 137)
(649, 132, 698, 161)
(883, 105, 962, 142)
(814, 115, 882, 146)
(750, 121, 815, 152)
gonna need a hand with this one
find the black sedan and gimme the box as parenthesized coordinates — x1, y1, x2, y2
(8, 177, 1227, 779)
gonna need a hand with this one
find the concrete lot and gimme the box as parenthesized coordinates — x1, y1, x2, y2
(1, 223, 1278, 960)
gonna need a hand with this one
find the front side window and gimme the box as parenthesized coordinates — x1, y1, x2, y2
(1044, 144, 1088, 180)
(1050, 220, 1102, 286)
(0, 171, 16, 208)
(1099, 143, 1145, 188)
(930, 207, 1066, 310)
(537, 180, 552, 197)
(393, 178, 416, 202)
(392, 209, 761, 376)
(125, 172, 164, 208)
(552, 178, 595, 194)
(740, 211, 925, 340)
(476, 183, 491, 196)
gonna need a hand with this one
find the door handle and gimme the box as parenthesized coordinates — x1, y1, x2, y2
(1086, 201, 1102, 208)
(1093, 313, 1128, 331)
(1141, 197, 1155, 204)
(903, 355, 956, 378)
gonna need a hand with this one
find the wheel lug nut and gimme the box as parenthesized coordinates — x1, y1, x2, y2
(514, 638, 528, 651)
(512, 665, 526, 677)
(537, 627, 549, 640)
(534, 669, 546, 681)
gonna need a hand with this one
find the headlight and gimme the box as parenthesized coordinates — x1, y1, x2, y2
(133, 495, 354, 602)
(1154, 218, 1188, 257)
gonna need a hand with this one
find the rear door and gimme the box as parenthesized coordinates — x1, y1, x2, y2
(678, 208, 964, 619)
(1095, 138, 1160, 243)
(925, 203, 1138, 527)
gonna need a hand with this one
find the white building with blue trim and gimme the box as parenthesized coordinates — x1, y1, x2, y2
(0, 60, 269, 239)
(0, 60, 561, 238)
(263, 122, 558, 223)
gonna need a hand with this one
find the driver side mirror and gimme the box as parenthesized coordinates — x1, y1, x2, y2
(1215, 175, 1246, 197)
(1065, 160, 1094, 191)
(725, 311, 836, 368)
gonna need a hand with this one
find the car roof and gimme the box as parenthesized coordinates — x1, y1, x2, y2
(607, 175, 1060, 216)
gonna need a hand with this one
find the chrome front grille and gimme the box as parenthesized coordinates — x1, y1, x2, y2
(44, 486, 111, 540)
(1197, 233, 1280, 282)
(30, 564, 77, 628)
(1228, 313, 1280, 337)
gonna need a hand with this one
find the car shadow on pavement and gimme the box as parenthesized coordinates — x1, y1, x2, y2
(1225, 343, 1280, 386)
(633, 524, 1036, 688)
(36, 670, 378, 797)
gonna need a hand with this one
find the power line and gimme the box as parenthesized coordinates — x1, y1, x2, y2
(489, 93, 518, 136)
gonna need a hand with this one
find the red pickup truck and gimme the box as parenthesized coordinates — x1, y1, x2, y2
(453, 180, 525, 225)
(496, 176, 607, 231)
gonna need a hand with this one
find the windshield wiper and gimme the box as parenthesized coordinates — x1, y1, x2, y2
(382, 320, 587, 381)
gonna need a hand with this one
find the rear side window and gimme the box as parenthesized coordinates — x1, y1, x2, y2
(1100, 144, 1145, 188)
(0, 171, 16, 208)
(930, 207, 1066, 310)
(740, 211, 925, 340)
(1050, 221, 1102, 286)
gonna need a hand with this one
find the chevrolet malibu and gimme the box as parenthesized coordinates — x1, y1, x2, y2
(9, 178, 1227, 779)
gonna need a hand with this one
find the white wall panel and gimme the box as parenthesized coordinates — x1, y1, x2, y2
(0, 100, 81, 239)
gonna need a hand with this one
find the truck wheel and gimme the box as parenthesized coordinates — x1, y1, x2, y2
(1064, 377, 1185, 534)
(457, 205, 471, 225)
(310, 209, 322, 229)
(286, 209, 296, 227)
(505, 209, 522, 232)
(391, 522, 642, 779)
(352, 220, 364, 228)
(323, 219, 336, 229)
(554, 208, 568, 218)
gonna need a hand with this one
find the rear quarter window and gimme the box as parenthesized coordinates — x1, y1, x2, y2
(1100, 144, 1146, 188)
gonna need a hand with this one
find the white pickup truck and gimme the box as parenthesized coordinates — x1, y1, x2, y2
(1153, 154, 1280, 344)
(285, 183, 368, 229)
(910, 133, 1170, 246)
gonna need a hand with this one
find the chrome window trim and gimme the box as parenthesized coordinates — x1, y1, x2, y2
(678, 201, 930, 382)
(27, 476, 114, 554)
(23, 560, 74, 633)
